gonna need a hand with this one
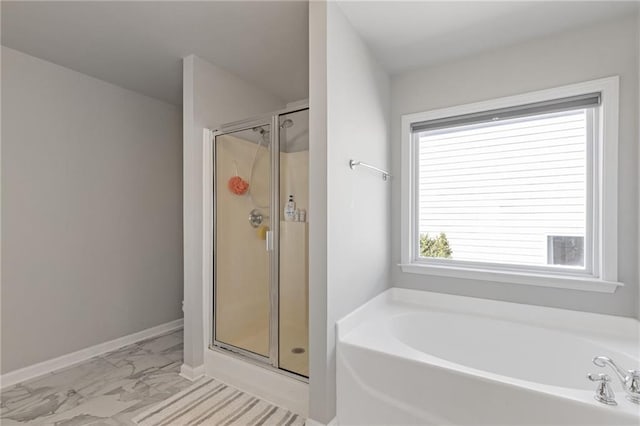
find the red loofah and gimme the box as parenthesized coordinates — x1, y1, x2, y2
(228, 176, 249, 195)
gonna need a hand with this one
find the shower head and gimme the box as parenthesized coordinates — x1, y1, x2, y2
(252, 126, 268, 135)
(280, 119, 294, 129)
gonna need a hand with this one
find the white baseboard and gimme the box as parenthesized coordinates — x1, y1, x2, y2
(306, 417, 337, 426)
(1, 318, 183, 389)
(179, 363, 205, 381)
(204, 347, 309, 417)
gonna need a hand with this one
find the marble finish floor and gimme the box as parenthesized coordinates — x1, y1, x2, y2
(1, 329, 191, 425)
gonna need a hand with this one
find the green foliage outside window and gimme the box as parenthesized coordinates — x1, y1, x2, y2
(419, 233, 453, 258)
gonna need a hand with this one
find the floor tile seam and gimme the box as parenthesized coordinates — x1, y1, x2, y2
(99, 349, 156, 368)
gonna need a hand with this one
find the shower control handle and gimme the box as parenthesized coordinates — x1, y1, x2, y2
(266, 230, 273, 251)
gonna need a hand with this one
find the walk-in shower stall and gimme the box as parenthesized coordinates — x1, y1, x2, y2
(211, 106, 309, 379)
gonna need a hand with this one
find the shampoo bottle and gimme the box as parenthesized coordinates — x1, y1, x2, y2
(284, 195, 296, 221)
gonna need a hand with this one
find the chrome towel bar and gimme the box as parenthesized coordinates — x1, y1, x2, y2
(349, 159, 391, 181)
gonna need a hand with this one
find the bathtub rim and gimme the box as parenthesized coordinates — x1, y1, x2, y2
(337, 287, 639, 342)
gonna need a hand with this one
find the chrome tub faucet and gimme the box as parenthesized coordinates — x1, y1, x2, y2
(593, 356, 640, 404)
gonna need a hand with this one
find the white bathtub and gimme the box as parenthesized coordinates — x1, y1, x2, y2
(336, 288, 640, 425)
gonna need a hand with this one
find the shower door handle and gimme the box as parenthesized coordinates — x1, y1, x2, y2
(265, 230, 273, 251)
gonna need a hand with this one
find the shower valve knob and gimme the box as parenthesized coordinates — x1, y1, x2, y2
(249, 209, 263, 228)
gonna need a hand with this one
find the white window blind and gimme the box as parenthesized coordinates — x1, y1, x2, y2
(416, 109, 589, 268)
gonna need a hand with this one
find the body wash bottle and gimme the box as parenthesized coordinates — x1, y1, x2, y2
(284, 195, 296, 221)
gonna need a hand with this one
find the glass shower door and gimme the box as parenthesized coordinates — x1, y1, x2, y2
(214, 124, 272, 358)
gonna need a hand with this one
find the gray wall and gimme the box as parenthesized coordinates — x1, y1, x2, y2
(390, 16, 640, 318)
(308, 3, 391, 423)
(1, 46, 184, 373)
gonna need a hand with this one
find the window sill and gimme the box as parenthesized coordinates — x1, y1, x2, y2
(398, 263, 623, 294)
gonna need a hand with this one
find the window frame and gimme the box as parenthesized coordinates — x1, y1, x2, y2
(399, 76, 622, 293)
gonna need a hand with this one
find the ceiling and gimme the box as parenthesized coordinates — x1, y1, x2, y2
(338, 1, 639, 74)
(3, 1, 637, 106)
(1, 1, 309, 106)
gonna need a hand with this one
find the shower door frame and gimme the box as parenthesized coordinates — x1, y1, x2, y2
(209, 104, 309, 382)
(210, 115, 278, 367)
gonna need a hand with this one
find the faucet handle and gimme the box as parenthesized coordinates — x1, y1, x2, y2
(627, 371, 640, 404)
(587, 373, 617, 405)
(588, 372, 611, 382)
